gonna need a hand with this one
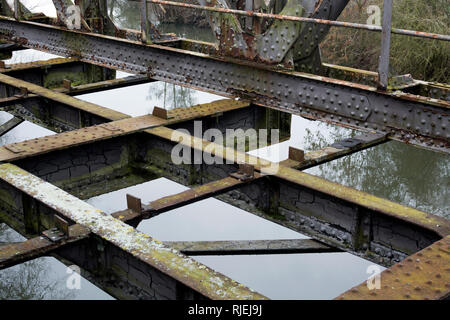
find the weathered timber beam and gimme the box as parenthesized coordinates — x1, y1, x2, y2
(0, 75, 152, 116)
(56, 74, 152, 95)
(0, 163, 267, 300)
(0, 75, 151, 106)
(164, 239, 341, 256)
(0, 116, 23, 136)
(336, 235, 450, 300)
(0, 17, 447, 152)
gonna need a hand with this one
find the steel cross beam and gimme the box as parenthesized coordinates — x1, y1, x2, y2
(0, 17, 448, 153)
(0, 67, 445, 265)
(0, 119, 448, 298)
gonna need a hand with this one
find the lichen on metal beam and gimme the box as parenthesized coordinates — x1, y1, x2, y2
(0, 163, 267, 300)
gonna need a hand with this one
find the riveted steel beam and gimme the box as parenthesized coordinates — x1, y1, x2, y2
(0, 163, 267, 300)
(164, 238, 341, 256)
(142, 174, 263, 219)
(0, 75, 151, 107)
(0, 17, 447, 153)
(337, 236, 450, 300)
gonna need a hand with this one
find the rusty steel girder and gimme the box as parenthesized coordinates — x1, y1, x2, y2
(0, 16, 447, 153)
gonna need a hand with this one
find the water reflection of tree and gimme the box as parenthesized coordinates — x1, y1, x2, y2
(303, 124, 449, 219)
(107, 0, 141, 30)
(147, 82, 197, 110)
(0, 223, 75, 300)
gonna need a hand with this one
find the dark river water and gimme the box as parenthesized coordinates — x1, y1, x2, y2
(0, 0, 448, 300)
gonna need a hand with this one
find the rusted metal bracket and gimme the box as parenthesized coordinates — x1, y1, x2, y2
(42, 214, 71, 242)
(63, 78, 72, 91)
(229, 164, 255, 182)
(54, 214, 70, 237)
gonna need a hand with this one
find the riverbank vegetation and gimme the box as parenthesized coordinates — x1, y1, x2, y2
(320, 0, 449, 82)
